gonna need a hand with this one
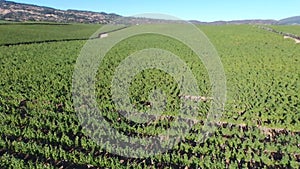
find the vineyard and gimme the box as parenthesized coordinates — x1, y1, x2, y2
(270, 25, 300, 36)
(0, 23, 299, 168)
(0, 23, 101, 45)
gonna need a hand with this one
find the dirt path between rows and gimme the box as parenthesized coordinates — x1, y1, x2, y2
(284, 35, 300, 44)
(258, 26, 300, 44)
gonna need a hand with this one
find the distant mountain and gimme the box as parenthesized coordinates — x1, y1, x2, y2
(0, 0, 299, 25)
(0, 0, 121, 23)
(278, 16, 300, 25)
(190, 19, 278, 25)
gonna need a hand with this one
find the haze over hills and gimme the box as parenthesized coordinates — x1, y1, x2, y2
(0, 0, 299, 25)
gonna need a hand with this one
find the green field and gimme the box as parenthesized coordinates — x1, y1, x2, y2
(0, 20, 14, 23)
(0, 23, 299, 168)
(0, 23, 102, 45)
(270, 25, 300, 36)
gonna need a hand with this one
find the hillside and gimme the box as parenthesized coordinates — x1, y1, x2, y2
(278, 16, 300, 25)
(0, 0, 120, 23)
(190, 19, 278, 25)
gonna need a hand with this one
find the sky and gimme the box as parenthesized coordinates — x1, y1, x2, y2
(12, 0, 300, 22)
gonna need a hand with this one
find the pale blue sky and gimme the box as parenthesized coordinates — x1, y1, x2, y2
(13, 0, 300, 22)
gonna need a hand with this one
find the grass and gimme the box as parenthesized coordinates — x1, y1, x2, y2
(0, 23, 102, 45)
(270, 25, 300, 36)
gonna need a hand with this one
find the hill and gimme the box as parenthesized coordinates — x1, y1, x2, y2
(278, 16, 300, 25)
(0, 0, 120, 23)
(190, 19, 278, 25)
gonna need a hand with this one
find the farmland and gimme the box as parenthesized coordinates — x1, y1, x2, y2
(0, 23, 101, 45)
(0, 23, 299, 168)
(270, 25, 300, 36)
